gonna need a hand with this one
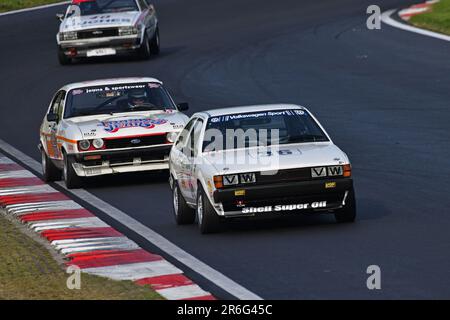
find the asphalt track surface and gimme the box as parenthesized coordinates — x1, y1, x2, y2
(0, 0, 449, 299)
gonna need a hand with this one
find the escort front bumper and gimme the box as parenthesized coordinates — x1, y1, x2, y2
(70, 145, 171, 177)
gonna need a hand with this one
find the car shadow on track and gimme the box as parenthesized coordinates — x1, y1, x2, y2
(80, 170, 170, 189)
(219, 198, 390, 234)
(223, 213, 338, 234)
(354, 197, 390, 222)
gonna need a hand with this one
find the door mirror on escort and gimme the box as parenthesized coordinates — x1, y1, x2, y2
(177, 103, 189, 111)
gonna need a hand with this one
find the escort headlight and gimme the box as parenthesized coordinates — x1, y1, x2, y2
(78, 140, 91, 151)
(166, 132, 179, 143)
(118, 26, 139, 36)
(59, 31, 78, 41)
(92, 138, 104, 149)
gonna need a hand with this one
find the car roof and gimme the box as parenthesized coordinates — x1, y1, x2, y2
(60, 77, 162, 91)
(196, 104, 306, 118)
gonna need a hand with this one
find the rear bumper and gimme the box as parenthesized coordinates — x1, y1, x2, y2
(70, 145, 171, 177)
(213, 178, 353, 217)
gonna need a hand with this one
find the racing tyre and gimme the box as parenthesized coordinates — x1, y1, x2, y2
(149, 28, 160, 55)
(334, 188, 356, 223)
(58, 47, 71, 65)
(41, 149, 61, 182)
(63, 153, 82, 189)
(138, 34, 151, 60)
(196, 185, 222, 234)
(173, 181, 195, 225)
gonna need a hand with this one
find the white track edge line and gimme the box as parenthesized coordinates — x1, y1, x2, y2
(0, 138, 262, 300)
(82, 260, 183, 281)
(157, 284, 210, 300)
(381, 9, 450, 42)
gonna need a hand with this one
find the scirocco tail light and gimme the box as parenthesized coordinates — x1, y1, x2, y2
(343, 164, 352, 177)
(213, 176, 223, 189)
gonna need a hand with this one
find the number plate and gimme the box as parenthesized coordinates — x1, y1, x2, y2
(85, 167, 102, 175)
(86, 48, 116, 57)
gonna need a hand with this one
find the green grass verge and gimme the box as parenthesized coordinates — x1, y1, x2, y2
(0, 214, 162, 300)
(410, 0, 450, 35)
(0, 0, 65, 13)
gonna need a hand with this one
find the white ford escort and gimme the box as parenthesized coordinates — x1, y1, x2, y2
(39, 77, 189, 189)
(169, 104, 356, 233)
(56, 0, 160, 64)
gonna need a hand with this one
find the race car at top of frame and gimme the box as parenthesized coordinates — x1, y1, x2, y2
(39, 78, 356, 233)
(56, 0, 160, 65)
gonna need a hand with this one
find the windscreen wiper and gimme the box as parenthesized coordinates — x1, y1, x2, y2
(287, 135, 328, 143)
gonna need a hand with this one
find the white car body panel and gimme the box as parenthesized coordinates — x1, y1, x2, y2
(202, 143, 349, 176)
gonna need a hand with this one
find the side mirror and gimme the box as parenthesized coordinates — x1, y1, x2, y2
(47, 113, 59, 123)
(56, 13, 64, 22)
(177, 102, 189, 111)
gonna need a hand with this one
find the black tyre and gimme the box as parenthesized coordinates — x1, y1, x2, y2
(63, 153, 82, 189)
(172, 181, 196, 225)
(149, 27, 160, 55)
(58, 47, 71, 65)
(334, 188, 356, 223)
(41, 149, 61, 182)
(196, 185, 222, 234)
(138, 33, 151, 60)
